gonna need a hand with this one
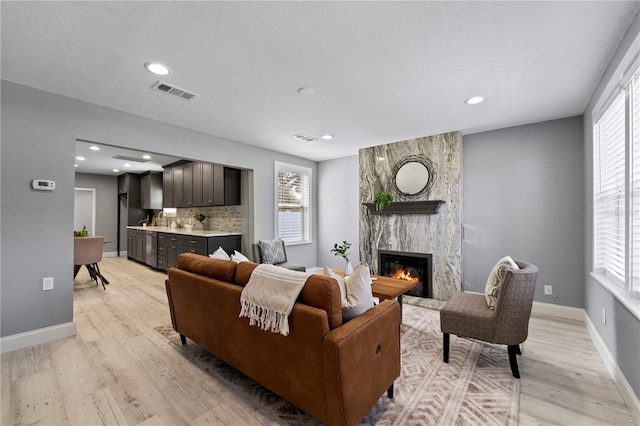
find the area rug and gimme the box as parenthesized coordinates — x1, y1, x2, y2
(154, 304, 519, 425)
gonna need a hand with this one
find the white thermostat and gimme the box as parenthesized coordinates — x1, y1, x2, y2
(32, 179, 56, 191)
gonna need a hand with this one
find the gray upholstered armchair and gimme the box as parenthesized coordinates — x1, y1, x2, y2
(251, 239, 306, 272)
(440, 260, 538, 378)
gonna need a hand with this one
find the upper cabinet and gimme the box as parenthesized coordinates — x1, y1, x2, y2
(163, 160, 241, 208)
(140, 172, 163, 210)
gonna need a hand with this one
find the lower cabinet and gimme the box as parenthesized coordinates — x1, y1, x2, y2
(155, 233, 241, 271)
(127, 229, 146, 263)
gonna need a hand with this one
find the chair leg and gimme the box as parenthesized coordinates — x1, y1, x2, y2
(508, 345, 520, 379)
(387, 383, 394, 399)
(180, 334, 187, 345)
(515, 344, 521, 355)
(443, 333, 450, 363)
(91, 264, 106, 290)
(93, 263, 109, 285)
(73, 265, 81, 279)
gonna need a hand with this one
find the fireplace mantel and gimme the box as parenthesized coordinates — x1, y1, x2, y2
(363, 200, 445, 215)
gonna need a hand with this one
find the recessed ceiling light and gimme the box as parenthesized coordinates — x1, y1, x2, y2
(297, 87, 314, 96)
(321, 134, 333, 140)
(123, 163, 131, 168)
(76, 155, 85, 161)
(112, 169, 120, 173)
(74, 164, 79, 168)
(465, 96, 485, 105)
(145, 62, 171, 76)
(142, 154, 151, 160)
(89, 146, 100, 151)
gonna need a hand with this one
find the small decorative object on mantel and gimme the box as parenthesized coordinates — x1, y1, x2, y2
(194, 213, 206, 230)
(374, 191, 394, 211)
(331, 240, 354, 276)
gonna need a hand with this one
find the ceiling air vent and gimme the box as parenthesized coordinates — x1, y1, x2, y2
(151, 81, 198, 101)
(292, 133, 318, 142)
(112, 155, 150, 163)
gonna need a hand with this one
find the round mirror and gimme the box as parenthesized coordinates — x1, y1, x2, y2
(395, 161, 429, 195)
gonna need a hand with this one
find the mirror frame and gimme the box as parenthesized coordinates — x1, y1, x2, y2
(392, 155, 436, 198)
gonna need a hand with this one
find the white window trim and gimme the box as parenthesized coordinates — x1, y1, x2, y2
(274, 161, 313, 245)
(591, 48, 640, 320)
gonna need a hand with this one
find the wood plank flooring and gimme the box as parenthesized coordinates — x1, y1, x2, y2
(1, 257, 636, 425)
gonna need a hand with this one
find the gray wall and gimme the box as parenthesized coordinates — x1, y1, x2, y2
(74, 173, 118, 254)
(1, 80, 318, 338)
(317, 155, 361, 269)
(463, 117, 585, 308)
(582, 12, 639, 397)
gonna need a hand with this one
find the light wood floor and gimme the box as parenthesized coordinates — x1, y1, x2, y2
(1, 257, 636, 425)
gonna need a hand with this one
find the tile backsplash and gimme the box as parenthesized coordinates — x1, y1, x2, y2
(155, 205, 242, 233)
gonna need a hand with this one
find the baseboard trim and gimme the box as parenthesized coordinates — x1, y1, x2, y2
(584, 314, 640, 425)
(0, 322, 77, 354)
(103, 251, 119, 258)
(531, 301, 585, 321)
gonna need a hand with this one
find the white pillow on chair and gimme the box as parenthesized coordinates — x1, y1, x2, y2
(484, 256, 519, 310)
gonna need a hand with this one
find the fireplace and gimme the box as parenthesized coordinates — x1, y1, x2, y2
(378, 250, 433, 298)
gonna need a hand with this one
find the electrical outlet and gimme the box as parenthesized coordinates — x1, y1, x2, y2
(544, 285, 553, 295)
(602, 308, 607, 325)
(42, 277, 54, 291)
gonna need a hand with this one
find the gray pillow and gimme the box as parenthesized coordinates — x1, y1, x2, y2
(259, 240, 286, 264)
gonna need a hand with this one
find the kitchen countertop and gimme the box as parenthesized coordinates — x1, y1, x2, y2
(126, 226, 241, 238)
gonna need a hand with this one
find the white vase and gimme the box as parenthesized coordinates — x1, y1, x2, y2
(345, 259, 354, 276)
(195, 222, 205, 230)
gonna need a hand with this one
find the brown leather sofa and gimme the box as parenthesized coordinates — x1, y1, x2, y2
(166, 253, 400, 426)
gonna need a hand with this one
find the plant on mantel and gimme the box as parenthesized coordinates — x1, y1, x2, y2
(374, 191, 394, 211)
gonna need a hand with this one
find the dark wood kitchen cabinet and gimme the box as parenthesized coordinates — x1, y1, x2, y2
(164, 160, 241, 208)
(140, 171, 163, 209)
(155, 233, 241, 271)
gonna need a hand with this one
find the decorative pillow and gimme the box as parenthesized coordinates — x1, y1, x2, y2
(484, 256, 519, 310)
(231, 250, 250, 263)
(259, 240, 286, 264)
(323, 267, 348, 305)
(209, 246, 230, 260)
(342, 263, 375, 321)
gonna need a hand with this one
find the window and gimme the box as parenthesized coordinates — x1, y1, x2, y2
(275, 162, 311, 244)
(593, 64, 640, 298)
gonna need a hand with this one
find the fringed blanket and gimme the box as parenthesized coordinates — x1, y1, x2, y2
(239, 264, 310, 336)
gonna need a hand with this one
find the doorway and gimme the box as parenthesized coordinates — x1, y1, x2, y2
(74, 188, 96, 235)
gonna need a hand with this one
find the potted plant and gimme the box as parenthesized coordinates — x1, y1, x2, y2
(331, 240, 354, 276)
(374, 191, 394, 211)
(194, 212, 206, 230)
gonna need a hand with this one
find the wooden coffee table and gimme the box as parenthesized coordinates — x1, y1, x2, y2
(371, 275, 418, 323)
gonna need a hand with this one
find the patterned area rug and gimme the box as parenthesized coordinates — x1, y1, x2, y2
(154, 304, 519, 425)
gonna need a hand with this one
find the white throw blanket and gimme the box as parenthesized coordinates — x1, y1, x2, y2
(239, 264, 310, 336)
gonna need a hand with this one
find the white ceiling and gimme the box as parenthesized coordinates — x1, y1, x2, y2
(2, 1, 639, 170)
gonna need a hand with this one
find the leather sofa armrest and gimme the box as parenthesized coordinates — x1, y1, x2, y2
(321, 301, 401, 426)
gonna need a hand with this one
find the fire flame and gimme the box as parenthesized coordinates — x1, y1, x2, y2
(391, 269, 419, 283)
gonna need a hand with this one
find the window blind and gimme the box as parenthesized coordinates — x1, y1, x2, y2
(276, 165, 310, 243)
(594, 92, 626, 284)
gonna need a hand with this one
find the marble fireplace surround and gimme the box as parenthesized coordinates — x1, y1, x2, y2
(358, 131, 462, 301)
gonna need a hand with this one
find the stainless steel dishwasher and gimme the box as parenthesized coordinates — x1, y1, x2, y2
(145, 231, 157, 268)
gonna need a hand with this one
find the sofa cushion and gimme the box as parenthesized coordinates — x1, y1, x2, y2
(484, 256, 519, 310)
(209, 246, 230, 260)
(341, 263, 375, 321)
(259, 239, 286, 264)
(236, 261, 260, 287)
(177, 253, 237, 283)
(231, 250, 250, 263)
